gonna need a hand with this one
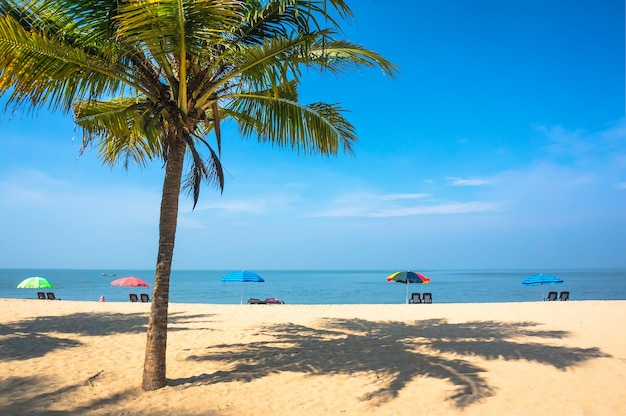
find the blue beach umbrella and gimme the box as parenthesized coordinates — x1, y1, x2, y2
(521, 273, 564, 300)
(221, 270, 265, 304)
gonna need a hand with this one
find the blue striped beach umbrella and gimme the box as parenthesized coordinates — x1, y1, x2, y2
(521, 273, 564, 300)
(221, 270, 265, 304)
(521, 273, 563, 286)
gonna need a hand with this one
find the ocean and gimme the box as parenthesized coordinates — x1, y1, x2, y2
(2, 268, 626, 304)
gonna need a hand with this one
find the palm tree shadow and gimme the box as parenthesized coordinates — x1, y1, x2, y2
(0, 312, 220, 414)
(0, 312, 215, 361)
(178, 318, 610, 408)
(0, 374, 177, 415)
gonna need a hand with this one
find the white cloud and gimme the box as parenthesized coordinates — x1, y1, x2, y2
(0, 170, 69, 206)
(0, 169, 160, 225)
(446, 177, 491, 186)
(189, 198, 266, 214)
(369, 201, 498, 217)
(539, 119, 626, 168)
(312, 189, 498, 218)
(188, 191, 302, 216)
(379, 193, 429, 200)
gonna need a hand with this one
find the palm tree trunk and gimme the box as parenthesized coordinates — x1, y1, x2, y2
(141, 135, 187, 391)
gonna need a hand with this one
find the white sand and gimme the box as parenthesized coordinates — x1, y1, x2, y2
(0, 299, 625, 415)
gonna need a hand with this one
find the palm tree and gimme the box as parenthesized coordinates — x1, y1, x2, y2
(0, 0, 397, 390)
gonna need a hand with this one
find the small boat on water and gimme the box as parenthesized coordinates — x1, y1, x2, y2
(101, 273, 117, 276)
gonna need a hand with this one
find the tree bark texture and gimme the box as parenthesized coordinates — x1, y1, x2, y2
(141, 136, 187, 391)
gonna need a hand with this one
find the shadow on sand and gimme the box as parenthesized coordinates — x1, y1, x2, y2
(0, 311, 216, 361)
(0, 311, 218, 415)
(178, 318, 610, 408)
(0, 375, 141, 416)
(0, 312, 149, 362)
(0, 314, 611, 413)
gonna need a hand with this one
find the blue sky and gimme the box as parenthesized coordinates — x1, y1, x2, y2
(1, 0, 625, 270)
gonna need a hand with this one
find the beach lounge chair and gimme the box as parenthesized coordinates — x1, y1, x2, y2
(546, 291, 558, 301)
(140, 293, 150, 302)
(422, 293, 432, 304)
(247, 298, 266, 304)
(559, 291, 570, 301)
(129, 293, 139, 302)
(37, 292, 46, 300)
(46, 292, 58, 300)
(409, 292, 421, 304)
(265, 297, 285, 304)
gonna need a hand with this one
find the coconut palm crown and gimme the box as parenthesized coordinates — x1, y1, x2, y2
(0, 0, 397, 390)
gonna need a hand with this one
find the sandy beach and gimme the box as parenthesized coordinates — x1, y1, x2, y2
(1, 298, 625, 415)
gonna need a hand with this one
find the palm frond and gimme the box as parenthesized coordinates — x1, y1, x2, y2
(238, 0, 354, 44)
(74, 98, 166, 168)
(183, 134, 224, 207)
(1, 0, 395, 203)
(114, 0, 244, 56)
(195, 33, 315, 107)
(299, 37, 399, 78)
(228, 91, 356, 155)
(0, 14, 140, 112)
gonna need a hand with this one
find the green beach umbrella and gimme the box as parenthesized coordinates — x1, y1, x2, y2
(17, 276, 54, 289)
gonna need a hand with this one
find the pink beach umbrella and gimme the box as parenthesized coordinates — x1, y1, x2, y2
(111, 276, 150, 301)
(110, 276, 150, 287)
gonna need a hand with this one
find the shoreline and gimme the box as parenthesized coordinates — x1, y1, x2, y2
(1, 299, 625, 415)
(4, 269, 626, 305)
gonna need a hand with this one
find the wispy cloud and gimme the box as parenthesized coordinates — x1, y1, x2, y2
(0, 170, 69, 206)
(539, 119, 626, 167)
(0, 169, 160, 225)
(446, 177, 490, 186)
(184, 190, 304, 219)
(368, 201, 498, 217)
(189, 199, 267, 214)
(379, 193, 429, 200)
(312, 191, 497, 218)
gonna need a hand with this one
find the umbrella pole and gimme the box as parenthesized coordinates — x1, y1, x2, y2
(406, 282, 409, 304)
(240, 282, 244, 305)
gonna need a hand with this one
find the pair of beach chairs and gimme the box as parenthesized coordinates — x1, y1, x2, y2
(546, 291, 570, 301)
(130, 293, 150, 302)
(37, 292, 59, 300)
(409, 292, 432, 304)
(247, 297, 285, 304)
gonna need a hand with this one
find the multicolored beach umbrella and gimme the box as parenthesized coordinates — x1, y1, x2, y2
(221, 270, 265, 304)
(386, 271, 430, 304)
(387, 271, 430, 284)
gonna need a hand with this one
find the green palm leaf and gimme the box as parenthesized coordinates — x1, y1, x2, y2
(0, 0, 397, 391)
(74, 98, 165, 168)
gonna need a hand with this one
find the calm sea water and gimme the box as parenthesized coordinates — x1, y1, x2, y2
(0, 269, 626, 304)
(2, 268, 626, 304)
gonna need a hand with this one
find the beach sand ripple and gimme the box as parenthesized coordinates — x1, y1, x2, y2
(0, 299, 625, 415)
